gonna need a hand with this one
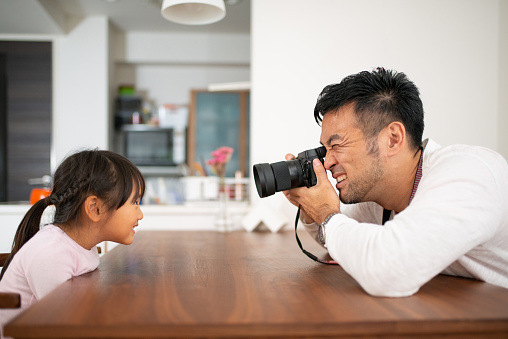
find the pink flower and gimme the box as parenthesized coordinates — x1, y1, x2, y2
(207, 146, 234, 178)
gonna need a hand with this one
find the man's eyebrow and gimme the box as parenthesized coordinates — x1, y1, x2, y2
(322, 134, 343, 146)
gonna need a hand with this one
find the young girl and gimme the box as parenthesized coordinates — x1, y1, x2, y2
(0, 149, 145, 338)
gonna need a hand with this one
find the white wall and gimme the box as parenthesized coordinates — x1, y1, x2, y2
(117, 64, 250, 107)
(499, 0, 508, 157)
(52, 16, 110, 168)
(112, 32, 250, 107)
(119, 32, 250, 64)
(250, 0, 505, 212)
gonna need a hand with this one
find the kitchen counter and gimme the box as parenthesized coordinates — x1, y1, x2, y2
(0, 201, 251, 253)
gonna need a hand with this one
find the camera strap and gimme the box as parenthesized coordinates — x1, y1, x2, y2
(295, 206, 339, 265)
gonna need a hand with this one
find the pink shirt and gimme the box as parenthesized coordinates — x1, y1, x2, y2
(0, 225, 100, 337)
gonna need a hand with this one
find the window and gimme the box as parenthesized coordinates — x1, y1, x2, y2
(187, 90, 249, 178)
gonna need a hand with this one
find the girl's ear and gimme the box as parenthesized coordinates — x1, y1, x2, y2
(84, 196, 102, 222)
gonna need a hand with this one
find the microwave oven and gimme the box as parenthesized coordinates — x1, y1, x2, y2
(117, 125, 186, 167)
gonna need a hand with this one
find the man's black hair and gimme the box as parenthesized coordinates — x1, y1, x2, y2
(314, 67, 424, 150)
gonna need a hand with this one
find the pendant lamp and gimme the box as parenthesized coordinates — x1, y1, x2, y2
(161, 0, 226, 25)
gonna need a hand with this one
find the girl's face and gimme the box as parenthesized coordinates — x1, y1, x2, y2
(102, 189, 143, 245)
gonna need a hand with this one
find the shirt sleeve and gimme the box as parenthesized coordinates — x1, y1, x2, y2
(301, 219, 323, 247)
(324, 149, 506, 297)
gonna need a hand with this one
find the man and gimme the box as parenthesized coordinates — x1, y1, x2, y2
(284, 67, 508, 297)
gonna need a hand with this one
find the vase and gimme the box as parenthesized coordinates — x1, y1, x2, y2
(215, 177, 233, 232)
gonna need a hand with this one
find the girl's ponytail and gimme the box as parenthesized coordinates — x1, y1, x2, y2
(0, 196, 51, 280)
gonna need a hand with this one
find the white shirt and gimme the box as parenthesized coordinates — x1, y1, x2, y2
(304, 139, 508, 297)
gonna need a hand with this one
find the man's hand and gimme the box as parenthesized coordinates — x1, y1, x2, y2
(283, 155, 341, 225)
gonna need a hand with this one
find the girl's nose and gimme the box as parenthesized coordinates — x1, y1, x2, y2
(138, 208, 144, 220)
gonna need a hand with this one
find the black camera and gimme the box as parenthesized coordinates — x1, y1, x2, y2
(253, 146, 327, 198)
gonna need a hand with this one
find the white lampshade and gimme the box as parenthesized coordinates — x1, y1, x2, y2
(161, 0, 226, 25)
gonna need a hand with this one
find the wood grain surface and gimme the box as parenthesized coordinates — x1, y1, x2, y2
(5, 230, 508, 338)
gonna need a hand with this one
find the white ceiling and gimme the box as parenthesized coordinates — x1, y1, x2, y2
(0, 0, 251, 35)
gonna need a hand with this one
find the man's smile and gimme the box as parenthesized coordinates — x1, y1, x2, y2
(333, 172, 348, 189)
(334, 173, 348, 183)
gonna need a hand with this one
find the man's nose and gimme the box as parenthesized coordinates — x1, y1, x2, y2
(323, 155, 336, 170)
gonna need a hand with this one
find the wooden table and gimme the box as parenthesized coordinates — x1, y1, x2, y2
(5, 230, 508, 338)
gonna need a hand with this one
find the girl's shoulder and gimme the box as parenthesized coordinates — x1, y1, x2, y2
(37, 224, 65, 237)
(18, 224, 65, 252)
(27, 225, 73, 253)
(17, 225, 99, 272)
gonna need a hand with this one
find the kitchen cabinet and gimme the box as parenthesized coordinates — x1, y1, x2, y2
(0, 41, 52, 202)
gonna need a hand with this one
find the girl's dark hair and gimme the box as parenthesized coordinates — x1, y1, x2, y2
(0, 149, 145, 280)
(314, 67, 425, 151)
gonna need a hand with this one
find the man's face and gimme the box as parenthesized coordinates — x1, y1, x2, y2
(320, 103, 384, 204)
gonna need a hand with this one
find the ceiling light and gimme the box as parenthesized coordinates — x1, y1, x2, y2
(161, 0, 226, 25)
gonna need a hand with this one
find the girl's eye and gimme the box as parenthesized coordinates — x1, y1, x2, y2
(134, 200, 140, 205)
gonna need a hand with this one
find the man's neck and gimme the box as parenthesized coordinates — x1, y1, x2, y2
(380, 148, 422, 214)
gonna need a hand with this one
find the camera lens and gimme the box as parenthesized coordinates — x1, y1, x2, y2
(253, 163, 276, 198)
(253, 160, 304, 198)
(253, 146, 326, 198)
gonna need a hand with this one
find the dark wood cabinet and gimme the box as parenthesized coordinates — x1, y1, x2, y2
(0, 41, 52, 202)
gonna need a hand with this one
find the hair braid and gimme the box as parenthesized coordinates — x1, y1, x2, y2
(50, 177, 89, 206)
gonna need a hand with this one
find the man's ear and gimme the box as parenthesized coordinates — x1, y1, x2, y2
(382, 121, 406, 156)
(84, 196, 102, 222)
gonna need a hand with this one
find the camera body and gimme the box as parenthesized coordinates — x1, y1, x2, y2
(253, 146, 326, 198)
